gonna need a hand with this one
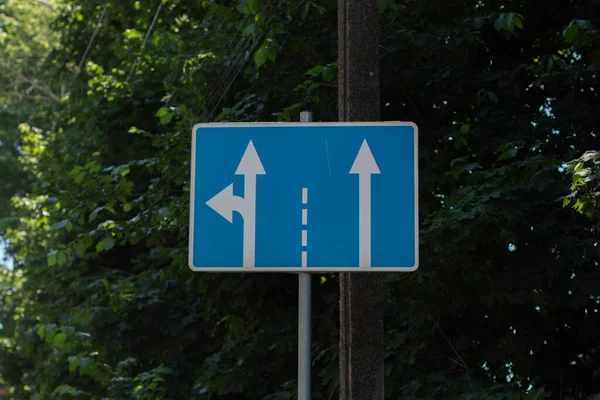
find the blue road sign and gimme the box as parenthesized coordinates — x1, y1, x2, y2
(189, 122, 418, 272)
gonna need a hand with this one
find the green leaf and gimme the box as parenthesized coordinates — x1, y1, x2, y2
(96, 239, 115, 252)
(243, 23, 256, 36)
(264, 41, 277, 62)
(564, 20, 593, 44)
(52, 332, 67, 349)
(494, 12, 524, 33)
(564, 22, 578, 43)
(69, 166, 82, 176)
(70, 166, 87, 183)
(247, 0, 259, 14)
(497, 143, 520, 160)
(124, 29, 142, 40)
(89, 207, 103, 222)
(74, 309, 94, 326)
(85, 161, 101, 173)
(78, 357, 90, 371)
(104, 239, 115, 251)
(254, 47, 267, 68)
(322, 65, 335, 82)
(156, 107, 174, 124)
(75, 236, 93, 256)
(248, 0, 260, 14)
(37, 324, 45, 339)
(74, 171, 86, 183)
(514, 15, 523, 29)
(301, 2, 310, 20)
(255, 40, 277, 68)
(494, 13, 506, 32)
(236, 1, 248, 14)
(56, 250, 67, 266)
(307, 65, 323, 76)
(47, 251, 57, 266)
(43, 324, 57, 344)
(378, 0, 395, 13)
(69, 356, 81, 373)
(460, 124, 470, 134)
(55, 385, 73, 395)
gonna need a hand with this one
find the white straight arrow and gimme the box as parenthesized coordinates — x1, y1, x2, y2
(235, 140, 265, 268)
(205, 140, 265, 268)
(350, 139, 380, 268)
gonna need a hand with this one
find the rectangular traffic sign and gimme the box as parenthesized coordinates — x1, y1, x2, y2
(189, 122, 418, 272)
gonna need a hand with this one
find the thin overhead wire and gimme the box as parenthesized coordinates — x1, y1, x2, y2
(200, 36, 258, 120)
(126, 0, 164, 82)
(205, 36, 262, 120)
(200, 22, 257, 114)
(200, 0, 275, 121)
(202, 1, 272, 103)
(160, 1, 277, 190)
(221, 14, 251, 63)
(75, 4, 108, 77)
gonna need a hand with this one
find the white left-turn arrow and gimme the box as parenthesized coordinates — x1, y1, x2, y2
(205, 140, 265, 268)
(350, 139, 380, 268)
(205, 183, 248, 223)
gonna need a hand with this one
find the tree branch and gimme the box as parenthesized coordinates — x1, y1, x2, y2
(427, 316, 475, 394)
(33, 0, 56, 13)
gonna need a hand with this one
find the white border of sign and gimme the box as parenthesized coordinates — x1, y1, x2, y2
(189, 122, 419, 273)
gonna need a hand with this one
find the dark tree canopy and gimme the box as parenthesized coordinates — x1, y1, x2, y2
(0, 0, 599, 399)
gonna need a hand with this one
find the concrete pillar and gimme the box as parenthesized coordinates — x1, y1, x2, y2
(338, 0, 384, 399)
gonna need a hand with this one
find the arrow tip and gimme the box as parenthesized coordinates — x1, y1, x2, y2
(350, 139, 380, 174)
(235, 140, 266, 175)
(206, 183, 235, 223)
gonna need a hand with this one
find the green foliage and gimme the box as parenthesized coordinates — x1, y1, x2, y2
(563, 19, 595, 46)
(0, 0, 57, 219)
(494, 12, 525, 34)
(1, 0, 600, 399)
(565, 151, 600, 217)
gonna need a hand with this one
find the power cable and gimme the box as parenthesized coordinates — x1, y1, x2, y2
(126, 0, 164, 83)
(75, 4, 108, 77)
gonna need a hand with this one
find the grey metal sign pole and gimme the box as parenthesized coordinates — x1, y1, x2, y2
(338, 0, 385, 399)
(298, 111, 313, 400)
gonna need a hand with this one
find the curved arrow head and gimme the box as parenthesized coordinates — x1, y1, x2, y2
(350, 139, 380, 174)
(206, 183, 236, 222)
(235, 140, 266, 175)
